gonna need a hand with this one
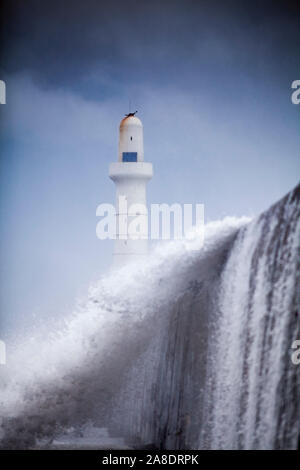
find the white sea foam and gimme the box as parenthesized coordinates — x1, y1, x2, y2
(1, 188, 299, 450)
(0, 216, 248, 447)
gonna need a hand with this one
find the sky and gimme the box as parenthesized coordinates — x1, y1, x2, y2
(0, 0, 299, 336)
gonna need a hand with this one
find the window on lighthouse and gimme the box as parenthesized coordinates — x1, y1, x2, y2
(122, 152, 137, 162)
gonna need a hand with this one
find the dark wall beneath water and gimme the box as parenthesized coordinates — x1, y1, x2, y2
(109, 245, 230, 449)
(152, 284, 213, 449)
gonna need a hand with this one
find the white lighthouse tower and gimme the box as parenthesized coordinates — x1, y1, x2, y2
(109, 112, 153, 267)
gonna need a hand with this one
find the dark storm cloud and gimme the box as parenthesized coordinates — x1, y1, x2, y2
(1, 0, 300, 96)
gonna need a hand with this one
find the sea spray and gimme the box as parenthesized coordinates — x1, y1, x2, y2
(0, 216, 248, 448)
(1, 186, 299, 449)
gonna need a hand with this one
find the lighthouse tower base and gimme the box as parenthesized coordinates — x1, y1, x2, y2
(109, 161, 153, 268)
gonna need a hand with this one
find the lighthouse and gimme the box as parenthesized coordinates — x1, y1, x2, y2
(109, 112, 153, 267)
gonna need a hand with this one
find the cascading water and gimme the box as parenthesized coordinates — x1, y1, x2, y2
(202, 184, 300, 449)
(0, 185, 299, 450)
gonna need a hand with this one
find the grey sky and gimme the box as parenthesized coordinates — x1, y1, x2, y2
(0, 0, 299, 336)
